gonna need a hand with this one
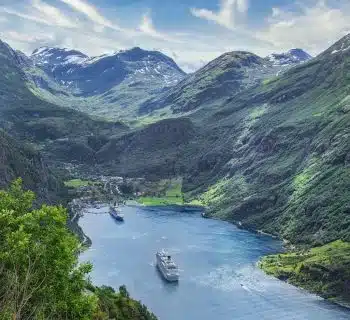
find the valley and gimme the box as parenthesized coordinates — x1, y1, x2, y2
(1, 29, 350, 317)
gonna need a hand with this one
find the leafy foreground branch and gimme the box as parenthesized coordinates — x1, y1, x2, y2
(0, 179, 157, 320)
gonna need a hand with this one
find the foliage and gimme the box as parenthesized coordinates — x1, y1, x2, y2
(259, 240, 350, 303)
(0, 179, 97, 319)
(138, 196, 183, 206)
(0, 180, 157, 320)
(92, 285, 157, 320)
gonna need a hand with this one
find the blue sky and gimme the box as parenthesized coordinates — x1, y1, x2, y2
(1, 0, 350, 71)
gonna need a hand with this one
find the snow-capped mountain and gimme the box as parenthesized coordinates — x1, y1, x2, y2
(266, 49, 312, 66)
(30, 46, 186, 97)
(32, 47, 88, 66)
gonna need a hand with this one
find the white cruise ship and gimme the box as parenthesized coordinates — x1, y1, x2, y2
(155, 250, 179, 282)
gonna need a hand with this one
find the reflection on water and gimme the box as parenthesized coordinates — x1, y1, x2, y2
(80, 205, 350, 320)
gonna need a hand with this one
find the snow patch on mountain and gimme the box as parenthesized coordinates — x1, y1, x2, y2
(266, 49, 312, 66)
(30, 46, 186, 97)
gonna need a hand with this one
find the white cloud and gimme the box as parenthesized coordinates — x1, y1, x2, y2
(191, 0, 249, 30)
(0, 7, 51, 26)
(139, 11, 175, 42)
(2, 30, 54, 43)
(2, 0, 350, 73)
(58, 0, 123, 32)
(31, 0, 77, 28)
(0, 0, 77, 29)
(258, 0, 350, 54)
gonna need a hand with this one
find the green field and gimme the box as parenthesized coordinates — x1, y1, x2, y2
(64, 179, 92, 188)
(138, 178, 184, 206)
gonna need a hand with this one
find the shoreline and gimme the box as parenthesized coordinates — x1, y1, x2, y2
(72, 200, 350, 312)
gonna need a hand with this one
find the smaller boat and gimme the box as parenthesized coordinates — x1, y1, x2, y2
(109, 205, 124, 221)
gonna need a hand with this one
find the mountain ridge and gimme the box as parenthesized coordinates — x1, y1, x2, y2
(25, 45, 186, 119)
(138, 49, 309, 115)
(23, 45, 312, 120)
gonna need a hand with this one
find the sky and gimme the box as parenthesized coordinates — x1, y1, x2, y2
(1, 0, 350, 72)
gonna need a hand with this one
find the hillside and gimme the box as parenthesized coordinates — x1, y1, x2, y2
(139, 51, 278, 114)
(186, 34, 350, 245)
(93, 34, 350, 247)
(139, 48, 312, 115)
(0, 39, 128, 168)
(0, 130, 62, 202)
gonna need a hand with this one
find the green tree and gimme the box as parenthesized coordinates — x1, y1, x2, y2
(0, 179, 97, 319)
(0, 179, 158, 320)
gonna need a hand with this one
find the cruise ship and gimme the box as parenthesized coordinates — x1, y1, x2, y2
(155, 250, 179, 282)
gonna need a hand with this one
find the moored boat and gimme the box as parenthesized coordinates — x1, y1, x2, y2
(109, 206, 124, 221)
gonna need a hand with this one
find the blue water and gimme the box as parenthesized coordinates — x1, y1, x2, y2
(79, 205, 350, 320)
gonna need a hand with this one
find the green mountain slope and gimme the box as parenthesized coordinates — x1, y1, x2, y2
(94, 34, 350, 247)
(139, 51, 287, 115)
(259, 240, 350, 304)
(186, 35, 350, 245)
(0, 130, 62, 202)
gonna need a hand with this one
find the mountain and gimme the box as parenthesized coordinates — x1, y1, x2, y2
(139, 51, 286, 114)
(94, 34, 350, 248)
(3, 34, 350, 246)
(0, 39, 127, 186)
(24, 46, 311, 120)
(266, 48, 312, 66)
(26, 46, 186, 119)
(31, 46, 185, 96)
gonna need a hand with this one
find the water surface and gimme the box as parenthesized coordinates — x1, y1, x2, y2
(80, 205, 350, 320)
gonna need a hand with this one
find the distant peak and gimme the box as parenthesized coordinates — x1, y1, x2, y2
(288, 48, 312, 59)
(31, 46, 88, 58)
(266, 48, 312, 66)
(32, 46, 49, 55)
